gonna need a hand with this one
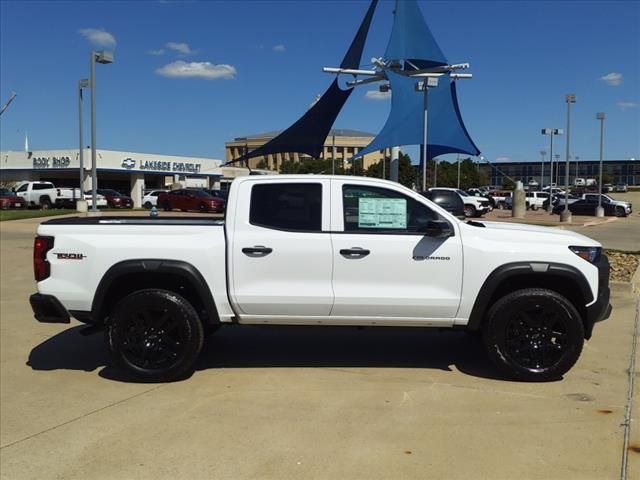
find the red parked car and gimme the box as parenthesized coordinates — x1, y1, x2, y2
(0, 188, 27, 209)
(158, 189, 225, 213)
(96, 189, 133, 208)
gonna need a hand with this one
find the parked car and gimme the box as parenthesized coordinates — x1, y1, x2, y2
(202, 189, 229, 200)
(434, 187, 491, 217)
(615, 184, 628, 193)
(96, 189, 133, 208)
(142, 190, 168, 209)
(30, 175, 611, 383)
(422, 188, 465, 219)
(542, 193, 580, 210)
(0, 188, 27, 209)
(552, 197, 629, 217)
(581, 193, 632, 216)
(158, 189, 225, 213)
(488, 190, 512, 210)
(525, 191, 551, 210)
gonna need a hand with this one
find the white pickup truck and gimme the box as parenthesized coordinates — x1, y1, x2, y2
(14, 181, 107, 209)
(29, 175, 611, 382)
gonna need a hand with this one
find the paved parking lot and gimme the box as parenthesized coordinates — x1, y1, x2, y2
(1, 213, 638, 479)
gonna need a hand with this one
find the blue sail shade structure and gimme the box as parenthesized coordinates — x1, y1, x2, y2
(355, 0, 479, 162)
(227, 0, 378, 165)
(384, 0, 447, 70)
(355, 69, 480, 159)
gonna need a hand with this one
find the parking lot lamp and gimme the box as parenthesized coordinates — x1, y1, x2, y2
(89, 50, 114, 214)
(596, 112, 606, 217)
(77, 79, 89, 212)
(539, 150, 546, 188)
(560, 94, 576, 223)
(541, 129, 562, 211)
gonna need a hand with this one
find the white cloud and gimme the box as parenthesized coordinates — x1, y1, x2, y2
(617, 101, 639, 110)
(495, 156, 512, 162)
(365, 90, 391, 100)
(599, 72, 623, 86)
(155, 61, 236, 80)
(146, 49, 165, 56)
(273, 44, 286, 53)
(166, 42, 192, 55)
(79, 28, 116, 47)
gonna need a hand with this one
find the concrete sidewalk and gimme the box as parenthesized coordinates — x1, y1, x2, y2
(1, 216, 639, 479)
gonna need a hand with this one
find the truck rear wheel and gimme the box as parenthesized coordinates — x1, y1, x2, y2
(106, 289, 204, 382)
(40, 197, 52, 210)
(483, 288, 584, 381)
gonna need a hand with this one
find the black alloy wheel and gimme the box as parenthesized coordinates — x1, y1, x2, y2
(483, 288, 584, 381)
(199, 202, 209, 213)
(106, 289, 204, 382)
(163, 201, 171, 211)
(615, 206, 626, 217)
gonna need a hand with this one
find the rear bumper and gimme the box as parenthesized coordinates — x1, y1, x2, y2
(584, 254, 611, 338)
(29, 293, 70, 323)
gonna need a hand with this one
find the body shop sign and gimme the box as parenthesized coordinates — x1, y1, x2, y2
(33, 157, 71, 168)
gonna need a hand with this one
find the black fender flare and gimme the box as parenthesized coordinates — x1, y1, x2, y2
(91, 259, 219, 325)
(466, 262, 593, 331)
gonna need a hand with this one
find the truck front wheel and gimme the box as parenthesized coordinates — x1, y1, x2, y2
(483, 288, 584, 381)
(463, 205, 476, 218)
(106, 289, 204, 382)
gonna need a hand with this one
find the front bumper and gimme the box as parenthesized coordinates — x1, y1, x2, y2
(584, 254, 611, 338)
(29, 293, 70, 323)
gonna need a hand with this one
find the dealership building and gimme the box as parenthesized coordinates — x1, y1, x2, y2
(0, 149, 226, 208)
(479, 158, 639, 187)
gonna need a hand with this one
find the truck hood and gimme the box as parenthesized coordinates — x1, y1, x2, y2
(470, 220, 601, 246)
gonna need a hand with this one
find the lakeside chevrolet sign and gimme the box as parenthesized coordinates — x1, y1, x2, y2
(139, 160, 201, 173)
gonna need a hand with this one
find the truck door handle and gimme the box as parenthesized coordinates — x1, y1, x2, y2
(340, 248, 370, 258)
(242, 246, 273, 257)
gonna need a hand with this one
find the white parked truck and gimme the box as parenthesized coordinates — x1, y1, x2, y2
(14, 181, 106, 208)
(30, 175, 611, 382)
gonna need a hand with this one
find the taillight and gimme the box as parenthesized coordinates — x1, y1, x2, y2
(34, 236, 54, 282)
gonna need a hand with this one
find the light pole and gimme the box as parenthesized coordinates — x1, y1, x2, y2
(575, 155, 580, 183)
(560, 93, 576, 223)
(89, 50, 114, 214)
(596, 112, 606, 217)
(554, 154, 560, 185)
(541, 129, 563, 211)
(539, 149, 546, 189)
(457, 154, 461, 189)
(417, 77, 439, 191)
(77, 79, 89, 212)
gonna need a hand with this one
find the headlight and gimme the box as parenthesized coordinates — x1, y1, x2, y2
(569, 246, 601, 263)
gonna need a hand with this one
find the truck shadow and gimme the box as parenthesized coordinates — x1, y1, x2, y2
(27, 325, 506, 382)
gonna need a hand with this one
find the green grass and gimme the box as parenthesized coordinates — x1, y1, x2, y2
(0, 209, 76, 222)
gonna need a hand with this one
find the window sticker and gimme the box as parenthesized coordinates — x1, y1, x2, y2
(358, 198, 407, 228)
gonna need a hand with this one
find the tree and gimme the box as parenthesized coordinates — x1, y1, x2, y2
(365, 153, 416, 189)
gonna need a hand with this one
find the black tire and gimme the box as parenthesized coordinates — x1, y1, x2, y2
(198, 202, 209, 213)
(483, 288, 584, 381)
(143, 201, 152, 209)
(106, 289, 204, 382)
(40, 197, 51, 210)
(463, 205, 475, 218)
(497, 202, 505, 210)
(531, 204, 538, 211)
(163, 201, 171, 211)
(615, 206, 626, 217)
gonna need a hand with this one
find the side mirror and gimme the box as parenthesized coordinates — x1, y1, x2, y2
(422, 220, 453, 238)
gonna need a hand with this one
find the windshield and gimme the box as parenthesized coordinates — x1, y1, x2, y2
(0, 188, 14, 196)
(456, 189, 469, 197)
(100, 189, 122, 196)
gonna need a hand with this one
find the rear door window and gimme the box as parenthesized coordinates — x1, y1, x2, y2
(250, 183, 322, 232)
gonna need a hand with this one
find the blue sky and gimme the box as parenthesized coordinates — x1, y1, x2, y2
(1, 0, 639, 164)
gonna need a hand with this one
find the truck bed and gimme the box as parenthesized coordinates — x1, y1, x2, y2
(42, 216, 224, 226)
